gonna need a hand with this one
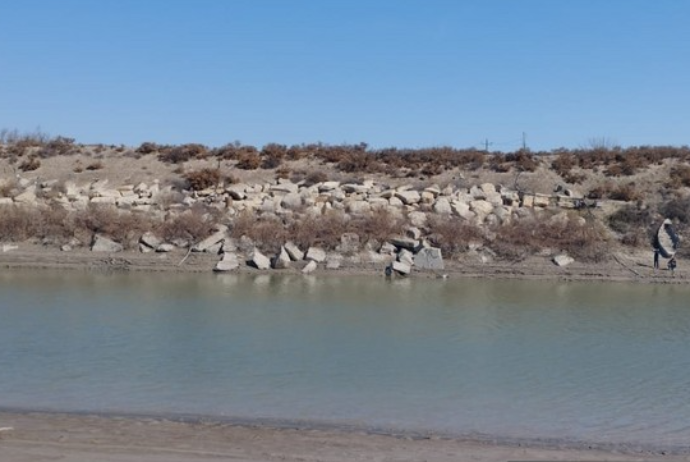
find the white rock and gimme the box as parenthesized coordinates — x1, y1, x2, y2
(271, 246, 292, 269)
(397, 249, 415, 266)
(395, 190, 421, 205)
(192, 225, 229, 252)
(248, 248, 271, 270)
(214, 252, 240, 272)
(284, 241, 304, 261)
(280, 192, 303, 210)
(414, 247, 445, 270)
(470, 200, 494, 216)
(140, 232, 162, 249)
(305, 246, 327, 262)
(432, 197, 452, 215)
(553, 254, 574, 267)
(155, 243, 175, 252)
(391, 261, 411, 275)
(346, 200, 371, 215)
(91, 235, 123, 252)
(302, 260, 318, 274)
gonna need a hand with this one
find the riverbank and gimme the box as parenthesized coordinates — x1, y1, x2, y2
(0, 243, 686, 283)
(0, 410, 685, 462)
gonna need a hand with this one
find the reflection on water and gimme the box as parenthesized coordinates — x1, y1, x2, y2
(1, 270, 690, 447)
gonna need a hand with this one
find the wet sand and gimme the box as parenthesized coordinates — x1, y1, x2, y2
(1, 411, 685, 462)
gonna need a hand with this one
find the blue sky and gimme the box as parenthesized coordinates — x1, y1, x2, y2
(1, 1, 688, 151)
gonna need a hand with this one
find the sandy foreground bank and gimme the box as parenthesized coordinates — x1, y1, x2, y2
(0, 411, 685, 462)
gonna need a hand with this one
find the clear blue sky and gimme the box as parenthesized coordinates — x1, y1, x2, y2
(1, 0, 688, 152)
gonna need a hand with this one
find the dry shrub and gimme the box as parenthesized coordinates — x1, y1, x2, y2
(158, 143, 208, 164)
(183, 168, 221, 191)
(73, 204, 155, 249)
(492, 215, 609, 262)
(659, 196, 690, 225)
(231, 212, 287, 253)
(426, 215, 484, 255)
(609, 183, 643, 202)
(236, 152, 261, 170)
(136, 142, 160, 154)
(607, 204, 655, 247)
(0, 205, 73, 243)
(158, 208, 218, 244)
(260, 143, 287, 169)
(287, 211, 350, 250)
(0, 206, 41, 241)
(85, 161, 104, 171)
(302, 170, 328, 186)
(18, 155, 41, 171)
(667, 165, 690, 189)
(351, 208, 406, 244)
(37, 136, 77, 157)
(0, 179, 18, 197)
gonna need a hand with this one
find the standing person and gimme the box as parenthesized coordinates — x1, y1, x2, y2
(653, 247, 660, 270)
(668, 257, 677, 275)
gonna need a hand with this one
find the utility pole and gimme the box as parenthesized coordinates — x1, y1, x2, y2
(522, 132, 527, 151)
(483, 139, 492, 152)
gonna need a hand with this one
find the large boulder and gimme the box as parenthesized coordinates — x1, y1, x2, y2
(305, 246, 327, 262)
(284, 241, 304, 261)
(280, 192, 303, 210)
(395, 190, 421, 205)
(432, 197, 452, 215)
(391, 261, 411, 275)
(302, 260, 318, 274)
(140, 232, 162, 250)
(248, 248, 271, 270)
(214, 252, 240, 272)
(414, 247, 445, 270)
(271, 246, 292, 269)
(91, 235, 123, 252)
(192, 225, 229, 252)
(553, 254, 574, 267)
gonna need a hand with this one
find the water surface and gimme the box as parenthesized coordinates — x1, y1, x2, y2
(1, 270, 689, 447)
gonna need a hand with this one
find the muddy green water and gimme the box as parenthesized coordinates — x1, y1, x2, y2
(1, 270, 689, 448)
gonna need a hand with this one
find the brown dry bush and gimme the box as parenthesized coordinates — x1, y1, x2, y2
(667, 165, 690, 189)
(231, 212, 287, 253)
(0, 206, 42, 241)
(351, 208, 406, 245)
(607, 204, 655, 247)
(659, 196, 690, 225)
(287, 212, 351, 250)
(236, 152, 261, 170)
(426, 215, 484, 256)
(492, 215, 608, 262)
(158, 143, 208, 164)
(608, 183, 643, 202)
(260, 143, 287, 169)
(18, 155, 41, 171)
(37, 136, 77, 157)
(72, 205, 156, 249)
(136, 142, 161, 154)
(85, 161, 104, 171)
(183, 168, 221, 191)
(158, 208, 219, 244)
(0, 205, 73, 243)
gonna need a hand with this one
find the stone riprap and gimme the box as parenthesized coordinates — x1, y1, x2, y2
(0, 176, 593, 274)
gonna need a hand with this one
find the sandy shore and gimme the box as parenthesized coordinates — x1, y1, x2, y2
(1, 410, 687, 462)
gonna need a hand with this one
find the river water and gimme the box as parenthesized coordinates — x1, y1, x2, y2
(1, 269, 690, 448)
